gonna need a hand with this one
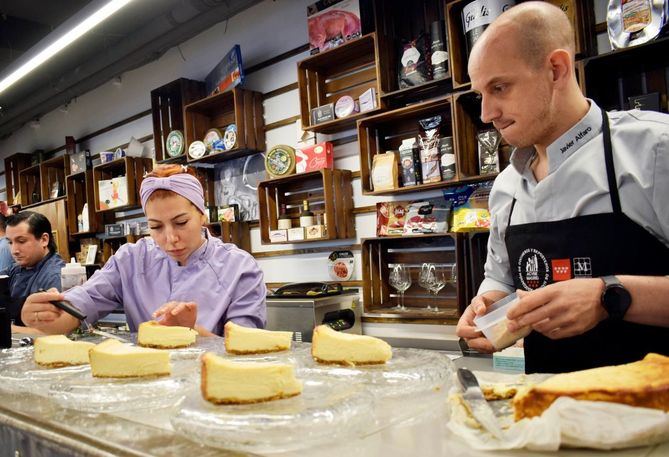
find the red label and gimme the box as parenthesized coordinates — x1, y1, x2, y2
(551, 259, 571, 282)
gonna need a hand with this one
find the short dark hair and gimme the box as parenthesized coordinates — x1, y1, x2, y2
(0, 213, 6, 231)
(6, 211, 57, 254)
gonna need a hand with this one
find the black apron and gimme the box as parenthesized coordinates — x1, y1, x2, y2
(505, 110, 669, 373)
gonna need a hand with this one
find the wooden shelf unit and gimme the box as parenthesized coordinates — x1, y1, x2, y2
(4, 153, 32, 206)
(40, 155, 70, 201)
(372, 0, 454, 106)
(361, 233, 467, 321)
(452, 90, 512, 179)
(357, 95, 457, 195)
(206, 221, 251, 253)
(18, 164, 43, 206)
(582, 36, 669, 113)
(297, 33, 391, 133)
(446, 0, 596, 90)
(184, 87, 265, 164)
(151, 78, 205, 162)
(66, 171, 104, 236)
(92, 157, 153, 213)
(257, 169, 355, 245)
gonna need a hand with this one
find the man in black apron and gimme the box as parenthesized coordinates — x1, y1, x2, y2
(456, 2, 669, 373)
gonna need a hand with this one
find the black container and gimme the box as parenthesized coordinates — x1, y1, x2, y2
(0, 307, 10, 348)
(431, 20, 449, 80)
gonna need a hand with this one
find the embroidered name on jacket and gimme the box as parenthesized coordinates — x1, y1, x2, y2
(559, 126, 593, 154)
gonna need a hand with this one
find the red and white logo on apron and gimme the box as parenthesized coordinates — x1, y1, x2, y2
(551, 259, 572, 281)
(517, 248, 550, 290)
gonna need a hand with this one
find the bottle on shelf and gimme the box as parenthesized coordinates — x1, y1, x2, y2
(430, 20, 448, 80)
(299, 200, 314, 228)
(277, 204, 292, 230)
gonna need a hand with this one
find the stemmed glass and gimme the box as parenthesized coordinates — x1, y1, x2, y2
(419, 263, 436, 311)
(389, 264, 412, 311)
(429, 267, 447, 312)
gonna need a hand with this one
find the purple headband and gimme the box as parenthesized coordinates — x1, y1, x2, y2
(140, 173, 206, 214)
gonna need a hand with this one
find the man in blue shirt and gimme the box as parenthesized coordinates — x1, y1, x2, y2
(0, 214, 14, 272)
(5, 211, 65, 325)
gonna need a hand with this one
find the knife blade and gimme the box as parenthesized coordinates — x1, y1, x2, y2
(83, 322, 130, 343)
(457, 368, 505, 439)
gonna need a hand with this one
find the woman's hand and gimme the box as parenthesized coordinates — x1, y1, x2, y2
(152, 301, 198, 329)
(20, 289, 80, 334)
(21, 288, 65, 328)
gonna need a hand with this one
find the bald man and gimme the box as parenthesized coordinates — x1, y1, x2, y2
(456, 2, 669, 373)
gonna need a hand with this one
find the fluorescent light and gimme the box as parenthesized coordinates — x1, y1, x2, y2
(0, 0, 134, 95)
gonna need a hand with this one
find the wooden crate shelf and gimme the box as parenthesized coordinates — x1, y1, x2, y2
(357, 95, 457, 195)
(4, 153, 32, 206)
(257, 169, 355, 245)
(206, 221, 251, 253)
(92, 157, 153, 213)
(66, 171, 104, 236)
(40, 155, 70, 201)
(582, 36, 669, 113)
(18, 164, 43, 206)
(184, 87, 265, 164)
(297, 33, 390, 134)
(151, 78, 206, 162)
(446, 0, 596, 90)
(452, 90, 512, 179)
(372, 0, 454, 106)
(362, 233, 467, 319)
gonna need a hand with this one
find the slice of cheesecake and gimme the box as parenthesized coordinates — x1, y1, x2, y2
(137, 321, 198, 349)
(34, 335, 95, 368)
(201, 352, 303, 404)
(89, 339, 171, 378)
(513, 353, 669, 420)
(311, 325, 392, 366)
(224, 321, 293, 354)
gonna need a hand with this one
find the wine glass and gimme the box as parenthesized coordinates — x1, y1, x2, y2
(429, 267, 447, 312)
(389, 264, 411, 311)
(419, 263, 435, 311)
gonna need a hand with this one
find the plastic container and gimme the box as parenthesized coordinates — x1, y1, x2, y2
(473, 293, 531, 350)
(61, 258, 87, 291)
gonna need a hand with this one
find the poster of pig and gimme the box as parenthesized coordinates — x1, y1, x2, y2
(307, 0, 362, 55)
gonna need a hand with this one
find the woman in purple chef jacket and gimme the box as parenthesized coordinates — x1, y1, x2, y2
(21, 164, 266, 336)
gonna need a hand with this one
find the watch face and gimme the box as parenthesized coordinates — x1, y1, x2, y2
(165, 130, 184, 157)
(604, 283, 632, 320)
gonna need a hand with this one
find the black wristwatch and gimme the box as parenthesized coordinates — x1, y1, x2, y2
(600, 275, 631, 320)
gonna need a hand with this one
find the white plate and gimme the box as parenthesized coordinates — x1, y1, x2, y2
(171, 377, 374, 454)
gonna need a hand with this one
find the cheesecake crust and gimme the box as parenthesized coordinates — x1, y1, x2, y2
(36, 360, 87, 368)
(138, 342, 193, 349)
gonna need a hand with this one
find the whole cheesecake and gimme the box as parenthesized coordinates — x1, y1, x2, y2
(137, 321, 198, 349)
(201, 352, 303, 404)
(224, 321, 293, 354)
(311, 325, 392, 366)
(34, 335, 95, 368)
(513, 353, 669, 420)
(89, 339, 171, 378)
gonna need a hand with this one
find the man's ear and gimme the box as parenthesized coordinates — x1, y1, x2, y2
(40, 232, 50, 249)
(548, 49, 572, 86)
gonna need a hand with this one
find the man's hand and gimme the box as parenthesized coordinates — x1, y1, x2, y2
(152, 301, 198, 329)
(507, 278, 608, 339)
(21, 288, 66, 329)
(456, 290, 508, 353)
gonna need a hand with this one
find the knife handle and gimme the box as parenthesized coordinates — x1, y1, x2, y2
(457, 367, 479, 389)
(37, 289, 87, 321)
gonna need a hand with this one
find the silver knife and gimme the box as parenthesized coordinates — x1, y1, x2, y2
(457, 368, 504, 439)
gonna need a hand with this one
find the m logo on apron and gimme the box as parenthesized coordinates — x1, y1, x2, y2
(517, 248, 549, 290)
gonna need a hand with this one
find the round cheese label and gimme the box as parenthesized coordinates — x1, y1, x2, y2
(165, 130, 185, 158)
(223, 124, 237, 150)
(265, 145, 296, 178)
(203, 128, 222, 151)
(188, 140, 207, 159)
